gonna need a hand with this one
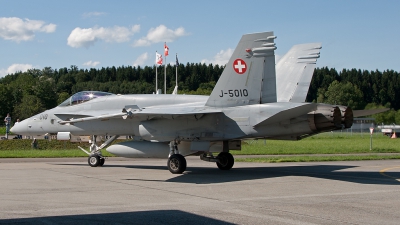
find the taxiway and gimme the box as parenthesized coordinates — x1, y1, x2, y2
(0, 157, 399, 224)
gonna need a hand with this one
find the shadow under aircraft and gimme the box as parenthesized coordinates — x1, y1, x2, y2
(0, 210, 234, 225)
(55, 162, 400, 185)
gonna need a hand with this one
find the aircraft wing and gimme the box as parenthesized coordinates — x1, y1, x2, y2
(128, 106, 222, 120)
(276, 43, 322, 102)
(58, 106, 222, 124)
(57, 112, 128, 124)
(134, 106, 221, 115)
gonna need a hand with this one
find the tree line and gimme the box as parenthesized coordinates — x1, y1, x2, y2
(0, 64, 399, 124)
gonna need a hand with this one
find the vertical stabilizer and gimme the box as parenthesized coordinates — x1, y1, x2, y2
(276, 43, 322, 102)
(206, 32, 276, 107)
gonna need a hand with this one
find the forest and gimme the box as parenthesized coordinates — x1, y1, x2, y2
(0, 63, 399, 124)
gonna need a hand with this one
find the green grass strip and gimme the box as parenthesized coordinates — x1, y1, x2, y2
(0, 149, 115, 158)
(232, 133, 400, 155)
(236, 155, 400, 163)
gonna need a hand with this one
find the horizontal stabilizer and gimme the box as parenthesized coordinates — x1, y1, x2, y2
(353, 108, 389, 117)
(255, 103, 317, 126)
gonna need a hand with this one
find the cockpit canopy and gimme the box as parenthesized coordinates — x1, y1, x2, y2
(59, 91, 114, 107)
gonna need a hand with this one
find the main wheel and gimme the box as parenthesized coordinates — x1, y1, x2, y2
(216, 152, 234, 170)
(88, 155, 100, 167)
(167, 154, 187, 174)
(99, 157, 105, 166)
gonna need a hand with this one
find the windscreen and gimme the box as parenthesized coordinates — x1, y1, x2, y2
(59, 91, 114, 107)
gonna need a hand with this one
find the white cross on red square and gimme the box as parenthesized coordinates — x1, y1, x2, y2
(233, 59, 247, 74)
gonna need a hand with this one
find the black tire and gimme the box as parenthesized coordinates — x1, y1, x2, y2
(167, 154, 187, 174)
(88, 155, 100, 167)
(216, 152, 234, 170)
(99, 157, 105, 166)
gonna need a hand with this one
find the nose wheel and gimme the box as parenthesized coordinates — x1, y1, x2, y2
(88, 154, 105, 167)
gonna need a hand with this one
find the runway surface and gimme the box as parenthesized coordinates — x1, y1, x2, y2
(0, 157, 399, 224)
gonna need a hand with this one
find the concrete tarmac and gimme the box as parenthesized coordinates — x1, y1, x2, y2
(0, 157, 399, 224)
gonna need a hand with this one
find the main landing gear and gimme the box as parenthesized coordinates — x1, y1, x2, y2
(78, 135, 119, 167)
(166, 141, 235, 174)
(167, 141, 187, 174)
(167, 154, 187, 174)
(215, 152, 235, 170)
(200, 152, 235, 171)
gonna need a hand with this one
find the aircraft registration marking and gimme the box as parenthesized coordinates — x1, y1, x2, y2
(39, 114, 48, 120)
(219, 89, 248, 98)
(233, 59, 247, 74)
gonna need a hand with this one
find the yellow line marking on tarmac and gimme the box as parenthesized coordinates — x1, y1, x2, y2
(379, 166, 400, 182)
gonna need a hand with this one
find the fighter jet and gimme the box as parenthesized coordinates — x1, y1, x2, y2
(11, 31, 353, 174)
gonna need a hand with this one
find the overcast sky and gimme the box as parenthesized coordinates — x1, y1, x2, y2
(1, 0, 399, 77)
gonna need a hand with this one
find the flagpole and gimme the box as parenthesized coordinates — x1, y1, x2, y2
(164, 42, 169, 94)
(164, 42, 166, 94)
(175, 53, 178, 88)
(155, 51, 158, 93)
(156, 65, 158, 93)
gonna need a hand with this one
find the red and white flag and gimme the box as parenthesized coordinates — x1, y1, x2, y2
(156, 52, 163, 65)
(164, 42, 169, 56)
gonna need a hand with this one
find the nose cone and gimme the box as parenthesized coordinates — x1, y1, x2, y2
(10, 119, 30, 135)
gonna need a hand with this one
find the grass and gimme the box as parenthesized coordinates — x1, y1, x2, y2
(231, 133, 400, 155)
(0, 139, 118, 158)
(236, 155, 400, 163)
(0, 132, 399, 162)
(0, 126, 9, 135)
(0, 139, 91, 150)
(231, 132, 400, 162)
(0, 149, 115, 158)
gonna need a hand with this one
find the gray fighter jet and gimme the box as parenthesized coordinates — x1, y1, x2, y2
(11, 31, 353, 174)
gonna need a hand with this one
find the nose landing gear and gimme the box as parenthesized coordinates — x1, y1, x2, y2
(79, 135, 119, 167)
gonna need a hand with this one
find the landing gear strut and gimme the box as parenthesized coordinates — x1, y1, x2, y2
(79, 135, 119, 167)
